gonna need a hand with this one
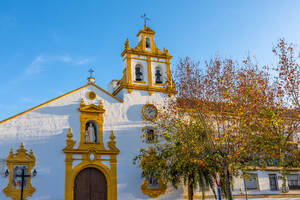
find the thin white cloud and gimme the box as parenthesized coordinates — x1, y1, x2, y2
(25, 54, 93, 75)
(75, 58, 93, 65)
(25, 63, 45, 75)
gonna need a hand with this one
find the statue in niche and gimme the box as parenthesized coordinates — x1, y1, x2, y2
(85, 122, 96, 143)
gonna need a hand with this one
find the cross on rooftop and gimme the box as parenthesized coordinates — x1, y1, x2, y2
(88, 68, 94, 78)
(141, 13, 150, 27)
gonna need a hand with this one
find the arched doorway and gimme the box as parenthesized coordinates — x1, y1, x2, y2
(74, 167, 107, 200)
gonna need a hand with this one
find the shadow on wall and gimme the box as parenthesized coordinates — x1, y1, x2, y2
(30, 130, 67, 200)
(116, 129, 185, 200)
(34, 103, 79, 116)
(126, 104, 144, 122)
(0, 128, 69, 200)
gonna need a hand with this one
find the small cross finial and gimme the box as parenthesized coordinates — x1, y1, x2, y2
(141, 13, 150, 27)
(88, 68, 94, 78)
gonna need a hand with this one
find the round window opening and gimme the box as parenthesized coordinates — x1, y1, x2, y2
(88, 91, 97, 100)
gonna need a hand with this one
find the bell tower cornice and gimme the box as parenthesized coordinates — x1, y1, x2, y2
(121, 27, 172, 59)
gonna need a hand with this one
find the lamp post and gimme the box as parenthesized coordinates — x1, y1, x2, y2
(5, 167, 37, 200)
(216, 172, 222, 200)
(243, 174, 248, 200)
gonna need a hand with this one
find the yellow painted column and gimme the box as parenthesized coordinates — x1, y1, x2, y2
(147, 56, 153, 95)
(65, 154, 73, 200)
(166, 58, 171, 87)
(127, 54, 132, 93)
(110, 155, 118, 200)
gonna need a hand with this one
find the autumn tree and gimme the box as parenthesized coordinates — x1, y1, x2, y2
(134, 110, 217, 200)
(273, 38, 299, 110)
(134, 39, 299, 200)
(272, 38, 300, 189)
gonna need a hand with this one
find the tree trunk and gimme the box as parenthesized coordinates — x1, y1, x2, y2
(224, 167, 233, 200)
(188, 177, 194, 200)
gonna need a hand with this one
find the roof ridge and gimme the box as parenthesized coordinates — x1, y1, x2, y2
(0, 83, 123, 124)
(89, 83, 123, 103)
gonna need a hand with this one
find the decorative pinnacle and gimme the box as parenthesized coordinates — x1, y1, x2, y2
(29, 149, 34, 158)
(8, 148, 14, 159)
(125, 38, 130, 49)
(80, 98, 85, 107)
(67, 128, 73, 139)
(17, 142, 27, 155)
(163, 48, 169, 55)
(99, 100, 103, 107)
(110, 130, 116, 141)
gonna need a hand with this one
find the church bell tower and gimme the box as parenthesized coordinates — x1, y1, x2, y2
(110, 25, 176, 97)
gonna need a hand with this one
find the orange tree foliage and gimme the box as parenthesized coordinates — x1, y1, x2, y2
(134, 40, 300, 200)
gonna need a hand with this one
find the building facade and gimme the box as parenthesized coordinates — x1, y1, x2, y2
(0, 26, 299, 200)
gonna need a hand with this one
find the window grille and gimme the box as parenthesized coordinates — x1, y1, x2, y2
(244, 173, 259, 190)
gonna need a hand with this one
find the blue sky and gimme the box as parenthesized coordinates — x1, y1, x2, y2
(0, 0, 300, 120)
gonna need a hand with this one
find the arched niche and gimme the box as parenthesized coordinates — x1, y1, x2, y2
(155, 66, 163, 84)
(135, 64, 144, 82)
(145, 37, 151, 49)
(85, 120, 98, 143)
(78, 99, 105, 150)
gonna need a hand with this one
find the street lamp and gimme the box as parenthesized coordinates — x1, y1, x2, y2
(5, 167, 37, 200)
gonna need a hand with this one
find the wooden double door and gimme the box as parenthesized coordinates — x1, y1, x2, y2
(74, 168, 107, 200)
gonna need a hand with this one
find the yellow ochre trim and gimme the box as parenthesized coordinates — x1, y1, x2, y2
(87, 91, 97, 100)
(127, 54, 132, 85)
(142, 104, 158, 121)
(137, 26, 155, 37)
(186, 193, 300, 199)
(147, 56, 152, 93)
(123, 55, 171, 63)
(134, 81, 147, 84)
(123, 56, 168, 64)
(0, 84, 88, 124)
(141, 178, 167, 198)
(0, 83, 123, 125)
(3, 143, 36, 200)
(247, 166, 300, 171)
(89, 83, 123, 102)
(64, 126, 119, 199)
(112, 83, 176, 96)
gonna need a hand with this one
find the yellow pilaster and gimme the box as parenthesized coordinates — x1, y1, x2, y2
(127, 54, 133, 94)
(166, 58, 171, 87)
(65, 154, 72, 200)
(127, 54, 132, 85)
(147, 56, 153, 96)
(3, 143, 36, 200)
(110, 155, 118, 200)
(63, 105, 119, 200)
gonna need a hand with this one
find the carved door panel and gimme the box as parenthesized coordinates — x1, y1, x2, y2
(74, 168, 107, 200)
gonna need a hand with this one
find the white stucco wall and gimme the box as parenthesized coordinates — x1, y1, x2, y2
(0, 84, 299, 200)
(0, 84, 184, 200)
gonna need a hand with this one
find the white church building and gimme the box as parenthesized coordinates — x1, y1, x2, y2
(0, 26, 300, 200)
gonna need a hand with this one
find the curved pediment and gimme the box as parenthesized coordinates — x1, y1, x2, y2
(79, 99, 105, 114)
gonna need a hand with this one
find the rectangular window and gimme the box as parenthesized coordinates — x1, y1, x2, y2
(244, 173, 259, 190)
(146, 128, 155, 143)
(148, 175, 160, 189)
(269, 174, 278, 191)
(288, 174, 300, 190)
